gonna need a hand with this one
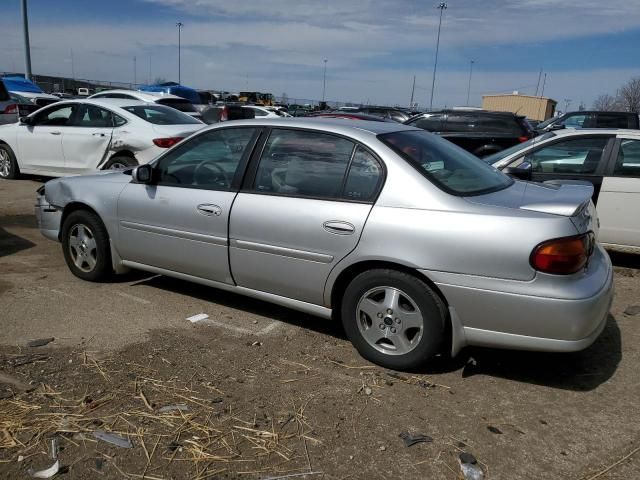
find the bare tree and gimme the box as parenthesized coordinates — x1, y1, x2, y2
(617, 77, 640, 113)
(280, 92, 289, 104)
(592, 94, 619, 111)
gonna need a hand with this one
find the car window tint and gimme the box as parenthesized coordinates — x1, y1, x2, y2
(254, 129, 355, 199)
(343, 147, 383, 202)
(410, 114, 444, 131)
(72, 105, 113, 128)
(156, 128, 256, 190)
(251, 108, 268, 117)
(445, 114, 521, 134)
(561, 114, 590, 128)
(33, 105, 75, 126)
(526, 137, 609, 174)
(122, 105, 201, 125)
(113, 114, 127, 127)
(613, 139, 640, 177)
(596, 115, 631, 129)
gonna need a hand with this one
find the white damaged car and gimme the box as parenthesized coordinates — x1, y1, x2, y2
(0, 98, 204, 179)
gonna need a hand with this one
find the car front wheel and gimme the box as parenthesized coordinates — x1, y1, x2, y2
(61, 210, 112, 281)
(341, 269, 447, 370)
(0, 144, 20, 179)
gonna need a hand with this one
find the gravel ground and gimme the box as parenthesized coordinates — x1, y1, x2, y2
(1, 177, 639, 480)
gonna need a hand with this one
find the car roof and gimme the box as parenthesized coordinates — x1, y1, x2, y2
(89, 89, 184, 101)
(46, 98, 152, 109)
(424, 109, 521, 117)
(551, 128, 640, 137)
(561, 110, 636, 115)
(217, 117, 418, 136)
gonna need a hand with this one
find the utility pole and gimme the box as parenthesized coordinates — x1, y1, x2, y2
(176, 22, 184, 84)
(534, 68, 543, 96)
(148, 54, 151, 84)
(133, 56, 137, 86)
(564, 98, 572, 113)
(322, 59, 328, 102)
(70, 49, 75, 79)
(429, 2, 447, 111)
(540, 73, 547, 97)
(409, 75, 416, 108)
(21, 0, 32, 80)
(466, 60, 474, 106)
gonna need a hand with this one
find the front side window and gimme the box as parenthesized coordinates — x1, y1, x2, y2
(155, 128, 257, 189)
(32, 104, 75, 126)
(254, 129, 355, 199)
(561, 114, 590, 128)
(613, 139, 640, 177)
(71, 105, 113, 128)
(122, 105, 202, 125)
(525, 137, 609, 174)
(379, 130, 513, 196)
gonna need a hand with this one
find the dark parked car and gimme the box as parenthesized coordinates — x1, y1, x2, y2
(536, 111, 639, 133)
(345, 106, 412, 123)
(307, 111, 396, 122)
(405, 110, 534, 157)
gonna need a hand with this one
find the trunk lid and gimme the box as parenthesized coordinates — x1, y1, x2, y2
(151, 123, 203, 139)
(466, 180, 597, 235)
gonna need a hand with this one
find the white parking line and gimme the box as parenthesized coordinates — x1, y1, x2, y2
(116, 291, 151, 305)
(258, 321, 284, 335)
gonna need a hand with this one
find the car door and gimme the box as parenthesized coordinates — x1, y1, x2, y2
(60, 103, 115, 174)
(523, 135, 614, 201)
(116, 127, 260, 283)
(15, 103, 75, 172)
(597, 137, 640, 249)
(229, 128, 384, 305)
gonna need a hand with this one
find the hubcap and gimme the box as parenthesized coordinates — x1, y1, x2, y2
(0, 150, 10, 178)
(356, 286, 424, 356)
(109, 162, 127, 170)
(68, 224, 98, 273)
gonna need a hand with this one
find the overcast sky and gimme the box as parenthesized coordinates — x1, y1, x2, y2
(1, 0, 639, 108)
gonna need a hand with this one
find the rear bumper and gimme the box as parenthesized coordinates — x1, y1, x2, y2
(422, 245, 614, 354)
(35, 193, 62, 242)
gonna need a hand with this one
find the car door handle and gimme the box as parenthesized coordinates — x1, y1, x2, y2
(197, 204, 222, 216)
(92, 132, 106, 137)
(323, 221, 355, 235)
(49, 131, 61, 135)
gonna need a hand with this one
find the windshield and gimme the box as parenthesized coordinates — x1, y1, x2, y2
(536, 116, 562, 129)
(483, 132, 556, 165)
(380, 130, 513, 196)
(122, 105, 202, 125)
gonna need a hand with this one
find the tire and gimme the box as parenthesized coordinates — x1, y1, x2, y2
(0, 144, 20, 180)
(341, 269, 447, 370)
(102, 156, 138, 170)
(61, 210, 112, 282)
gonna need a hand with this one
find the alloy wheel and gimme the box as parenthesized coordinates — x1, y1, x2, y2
(356, 286, 424, 356)
(0, 149, 10, 178)
(68, 224, 98, 273)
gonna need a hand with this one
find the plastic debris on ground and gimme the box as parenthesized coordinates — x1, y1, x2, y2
(487, 425, 503, 434)
(624, 305, 640, 316)
(92, 430, 134, 448)
(398, 431, 433, 447)
(186, 313, 209, 323)
(26, 338, 55, 348)
(459, 452, 484, 480)
(158, 403, 190, 413)
(28, 460, 60, 479)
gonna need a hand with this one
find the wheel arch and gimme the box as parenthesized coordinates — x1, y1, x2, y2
(59, 202, 103, 242)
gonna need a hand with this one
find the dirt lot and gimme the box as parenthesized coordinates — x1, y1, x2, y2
(1, 178, 640, 480)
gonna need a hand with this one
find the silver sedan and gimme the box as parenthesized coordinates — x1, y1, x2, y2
(35, 118, 613, 370)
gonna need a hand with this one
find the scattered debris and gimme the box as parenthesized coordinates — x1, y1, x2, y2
(399, 431, 433, 447)
(364, 387, 372, 396)
(0, 372, 35, 392)
(462, 357, 478, 378)
(379, 445, 386, 451)
(210, 397, 224, 404)
(252, 320, 258, 324)
(166, 441, 182, 452)
(48, 437, 59, 460)
(10, 354, 49, 367)
(93, 430, 133, 449)
(186, 313, 209, 323)
(251, 341, 263, 347)
(26, 338, 54, 348)
(28, 460, 60, 479)
(487, 425, 503, 434)
(386, 372, 409, 382)
(459, 452, 484, 480)
(624, 305, 640, 316)
(94, 457, 104, 471)
(158, 403, 190, 414)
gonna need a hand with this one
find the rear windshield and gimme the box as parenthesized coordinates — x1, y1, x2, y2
(0, 80, 9, 101)
(445, 114, 524, 135)
(122, 105, 202, 125)
(156, 98, 197, 113)
(379, 130, 513, 196)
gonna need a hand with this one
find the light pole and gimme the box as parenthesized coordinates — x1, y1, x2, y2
(21, 0, 32, 80)
(133, 56, 137, 86)
(466, 60, 474, 106)
(429, 2, 447, 111)
(176, 22, 184, 84)
(322, 59, 328, 103)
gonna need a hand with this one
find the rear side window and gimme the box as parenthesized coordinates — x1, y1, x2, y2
(596, 114, 632, 129)
(122, 105, 202, 125)
(343, 147, 383, 202)
(0, 80, 9, 101)
(525, 137, 609, 175)
(253, 129, 355, 199)
(380, 130, 513, 196)
(613, 139, 640, 177)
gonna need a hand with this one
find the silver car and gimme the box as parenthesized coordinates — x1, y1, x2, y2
(35, 119, 613, 370)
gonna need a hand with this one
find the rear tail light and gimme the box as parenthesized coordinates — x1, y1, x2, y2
(530, 232, 595, 274)
(3, 104, 17, 114)
(220, 106, 228, 122)
(518, 135, 530, 143)
(152, 137, 184, 148)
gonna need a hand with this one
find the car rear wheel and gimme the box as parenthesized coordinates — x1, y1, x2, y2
(61, 210, 112, 281)
(341, 269, 446, 370)
(103, 156, 138, 170)
(0, 144, 20, 179)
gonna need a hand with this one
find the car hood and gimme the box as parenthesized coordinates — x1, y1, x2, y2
(466, 180, 593, 217)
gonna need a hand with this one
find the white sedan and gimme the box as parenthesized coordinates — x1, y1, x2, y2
(89, 89, 202, 118)
(0, 98, 204, 179)
(242, 105, 290, 118)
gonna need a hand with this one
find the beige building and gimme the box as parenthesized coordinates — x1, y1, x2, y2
(482, 93, 557, 121)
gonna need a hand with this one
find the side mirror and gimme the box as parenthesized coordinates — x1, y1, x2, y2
(19, 116, 32, 125)
(548, 123, 565, 131)
(132, 164, 153, 184)
(502, 161, 532, 181)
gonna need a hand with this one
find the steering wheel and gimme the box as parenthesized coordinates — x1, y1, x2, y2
(193, 160, 230, 187)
